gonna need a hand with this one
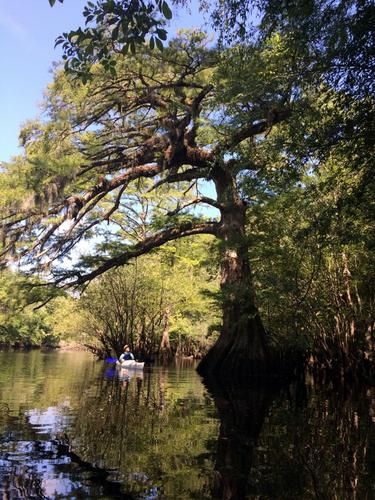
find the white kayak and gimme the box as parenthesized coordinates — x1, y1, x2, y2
(116, 360, 145, 370)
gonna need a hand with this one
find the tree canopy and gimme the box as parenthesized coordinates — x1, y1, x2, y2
(49, 0, 374, 102)
(1, 31, 294, 288)
(1, 0, 373, 375)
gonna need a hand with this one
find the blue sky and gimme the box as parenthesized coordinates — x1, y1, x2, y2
(0, 0, 207, 162)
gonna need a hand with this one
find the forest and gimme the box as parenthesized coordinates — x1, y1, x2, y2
(0, 0, 374, 382)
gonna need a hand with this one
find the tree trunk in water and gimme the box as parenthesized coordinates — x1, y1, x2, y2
(160, 306, 173, 361)
(199, 167, 269, 377)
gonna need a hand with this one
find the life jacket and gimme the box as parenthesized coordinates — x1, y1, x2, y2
(121, 352, 134, 361)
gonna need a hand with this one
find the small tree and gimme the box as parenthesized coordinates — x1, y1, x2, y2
(80, 260, 164, 357)
(78, 239, 217, 359)
(0, 270, 59, 347)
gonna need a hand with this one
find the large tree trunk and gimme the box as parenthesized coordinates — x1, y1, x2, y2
(198, 166, 269, 377)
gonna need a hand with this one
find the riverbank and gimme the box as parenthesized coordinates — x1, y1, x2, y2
(57, 340, 87, 352)
(0, 341, 87, 352)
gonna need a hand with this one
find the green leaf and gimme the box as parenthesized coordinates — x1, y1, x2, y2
(155, 37, 163, 51)
(156, 29, 167, 41)
(162, 1, 172, 20)
(149, 36, 155, 50)
(54, 36, 64, 48)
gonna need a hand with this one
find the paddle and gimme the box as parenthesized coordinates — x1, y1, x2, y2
(105, 357, 118, 363)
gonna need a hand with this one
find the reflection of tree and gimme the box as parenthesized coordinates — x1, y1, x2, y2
(0, 350, 100, 416)
(53, 439, 135, 499)
(202, 375, 375, 500)
(249, 383, 375, 499)
(202, 376, 278, 500)
(291, 387, 374, 499)
(0, 437, 133, 499)
(0, 459, 47, 499)
(65, 367, 219, 498)
(0, 351, 138, 498)
(2, 352, 375, 498)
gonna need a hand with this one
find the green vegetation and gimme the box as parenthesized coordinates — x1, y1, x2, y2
(249, 159, 375, 377)
(0, 270, 59, 347)
(0, 237, 218, 356)
(0, 0, 373, 379)
(77, 238, 219, 358)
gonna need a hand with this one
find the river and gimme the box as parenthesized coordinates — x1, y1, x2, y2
(0, 350, 374, 498)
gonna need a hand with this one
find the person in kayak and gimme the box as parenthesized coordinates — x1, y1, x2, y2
(119, 345, 135, 362)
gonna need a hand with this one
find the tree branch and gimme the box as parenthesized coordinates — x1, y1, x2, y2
(149, 167, 208, 192)
(166, 197, 222, 216)
(61, 221, 218, 287)
(216, 108, 291, 152)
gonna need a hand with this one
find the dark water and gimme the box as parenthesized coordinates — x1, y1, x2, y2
(0, 351, 375, 499)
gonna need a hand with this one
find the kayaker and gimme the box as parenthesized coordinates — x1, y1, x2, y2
(119, 345, 135, 362)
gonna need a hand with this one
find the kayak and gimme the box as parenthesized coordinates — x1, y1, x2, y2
(116, 360, 145, 369)
(117, 367, 144, 382)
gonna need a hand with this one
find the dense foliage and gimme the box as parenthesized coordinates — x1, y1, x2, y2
(0, 0, 373, 377)
(78, 238, 219, 358)
(1, 30, 297, 374)
(0, 270, 60, 347)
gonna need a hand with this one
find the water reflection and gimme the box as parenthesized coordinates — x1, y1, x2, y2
(26, 401, 72, 435)
(0, 437, 131, 499)
(66, 363, 217, 498)
(0, 351, 375, 498)
(0, 353, 218, 498)
(204, 377, 277, 500)
(203, 376, 375, 499)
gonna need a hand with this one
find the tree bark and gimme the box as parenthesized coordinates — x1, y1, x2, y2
(159, 305, 173, 361)
(198, 166, 269, 377)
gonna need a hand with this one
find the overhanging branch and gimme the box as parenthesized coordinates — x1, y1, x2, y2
(61, 221, 218, 287)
